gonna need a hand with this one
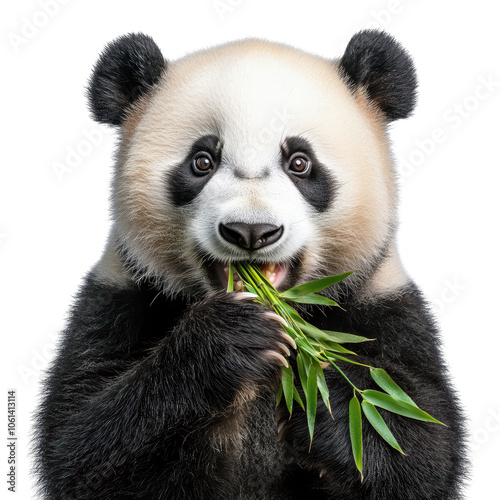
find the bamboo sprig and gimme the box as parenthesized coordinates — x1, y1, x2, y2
(228, 262, 444, 479)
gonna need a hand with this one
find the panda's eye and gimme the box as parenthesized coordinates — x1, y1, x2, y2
(192, 153, 214, 175)
(288, 154, 311, 177)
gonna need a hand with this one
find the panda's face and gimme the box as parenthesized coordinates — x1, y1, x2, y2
(101, 36, 413, 298)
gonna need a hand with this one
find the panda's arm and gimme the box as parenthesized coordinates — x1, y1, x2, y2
(35, 273, 286, 500)
(279, 284, 466, 500)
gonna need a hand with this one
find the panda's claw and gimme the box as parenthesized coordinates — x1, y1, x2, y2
(267, 351, 289, 368)
(280, 332, 297, 350)
(263, 311, 288, 327)
(232, 292, 259, 301)
(276, 342, 290, 357)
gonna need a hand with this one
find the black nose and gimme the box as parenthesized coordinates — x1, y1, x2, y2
(219, 222, 284, 250)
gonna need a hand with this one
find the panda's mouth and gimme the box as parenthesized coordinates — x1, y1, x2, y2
(215, 262, 289, 292)
(201, 253, 302, 293)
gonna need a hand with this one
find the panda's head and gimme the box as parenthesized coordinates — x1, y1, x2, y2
(89, 31, 416, 299)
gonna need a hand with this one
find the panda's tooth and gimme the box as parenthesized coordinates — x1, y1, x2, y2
(268, 263, 276, 273)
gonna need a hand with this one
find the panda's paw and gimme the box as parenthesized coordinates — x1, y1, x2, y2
(194, 291, 295, 388)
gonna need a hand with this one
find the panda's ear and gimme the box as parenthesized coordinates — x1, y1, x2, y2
(87, 33, 165, 126)
(338, 30, 417, 121)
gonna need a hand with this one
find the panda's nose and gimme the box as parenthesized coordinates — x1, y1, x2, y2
(219, 222, 284, 250)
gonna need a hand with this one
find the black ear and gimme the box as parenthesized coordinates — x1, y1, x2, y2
(87, 33, 165, 126)
(338, 30, 417, 121)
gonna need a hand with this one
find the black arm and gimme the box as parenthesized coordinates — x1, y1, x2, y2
(35, 274, 289, 500)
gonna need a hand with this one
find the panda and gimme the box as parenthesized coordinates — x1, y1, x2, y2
(35, 31, 465, 499)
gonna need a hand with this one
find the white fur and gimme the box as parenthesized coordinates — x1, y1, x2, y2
(109, 39, 399, 297)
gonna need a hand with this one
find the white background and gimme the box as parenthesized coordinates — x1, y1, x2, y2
(1, 1, 499, 498)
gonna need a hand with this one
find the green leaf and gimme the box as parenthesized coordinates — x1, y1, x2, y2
(227, 264, 234, 292)
(282, 365, 294, 416)
(314, 362, 332, 416)
(324, 342, 358, 355)
(361, 400, 404, 454)
(305, 365, 318, 444)
(325, 353, 371, 369)
(309, 338, 357, 357)
(295, 337, 321, 358)
(362, 390, 445, 425)
(293, 385, 305, 411)
(276, 382, 283, 407)
(322, 331, 374, 344)
(279, 301, 306, 328)
(280, 271, 353, 298)
(280, 293, 340, 307)
(297, 321, 354, 349)
(370, 368, 417, 407)
(244, 284, 258, 296)
(296, 351, 309, 395)
(349, 395, 363, 480)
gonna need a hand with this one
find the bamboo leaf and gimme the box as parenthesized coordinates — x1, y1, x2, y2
(309, 338, 358, 356)
(305, 365, 318, 444)
(280, 271, 353, 298)
(298, 321, 355, 349)
(361, 400, 404, 454)
(324, 342, 358, 355)
(281, 293, 340, 307)
(314, 362, 332, 415)
(244, 284, 258, 296)
(349, 395, 363, 480)
(279, 301, 306, 327)
(295, 337, 321, 358)
(326, 353, 371, 369)
(293, 385, 305, 411)
(322, 331, 374, 344)
(370, 368, 417, 407)
(282, 365, 294, 417)
(362, 390, 445, 425)
(296, 351, 309, 394)
(227, 264, 234, 292)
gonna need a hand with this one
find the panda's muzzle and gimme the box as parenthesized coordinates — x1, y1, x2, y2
(219, 222, 284, 250)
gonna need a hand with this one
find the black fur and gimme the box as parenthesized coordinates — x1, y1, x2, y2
(35, 271, 465, 499)
(36, 32, 465, 499)
(282, 136, 335, 212)
(35, 275, 291, 499)
(169, 135, 222, 206)
(338, 30, 417, 121)
(87, 33, 165, 126)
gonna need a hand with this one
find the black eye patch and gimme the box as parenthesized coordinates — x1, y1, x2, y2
(168, 135, 221, 206)
(281, 136, 335, 212)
